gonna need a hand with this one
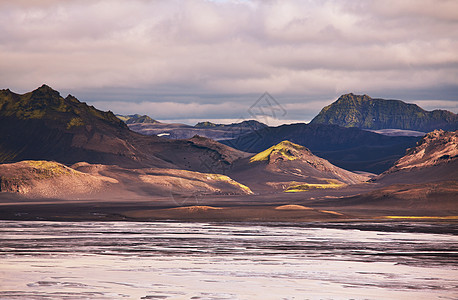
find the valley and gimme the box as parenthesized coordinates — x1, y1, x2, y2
(0, 86, 457, 223)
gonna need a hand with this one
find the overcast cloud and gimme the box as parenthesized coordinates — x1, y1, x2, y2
(1, 0, 457, 124)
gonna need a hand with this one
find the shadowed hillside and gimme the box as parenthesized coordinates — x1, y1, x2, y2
(220, 123, 419, 174)
(0, 85, 248, 171)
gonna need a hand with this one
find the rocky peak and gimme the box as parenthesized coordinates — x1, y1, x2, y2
(311, 93, 457, 132)
(336, 93, 372, 105)
(0, 85, 127, 130)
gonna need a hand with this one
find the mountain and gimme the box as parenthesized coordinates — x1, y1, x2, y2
(127, 119, 267, 140)
(227, 140, 368, 193)
(374, 129, 458, 184)
(0, 84, 143, 166)
(323, 130, 458, 215)
(0, 85, 247, 171)
(220, 123, 420, 174)
(310, 93, 458, 132)
(116, 114, 160, 124)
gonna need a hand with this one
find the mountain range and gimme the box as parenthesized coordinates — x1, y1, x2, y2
(0, 85, 366, 199)
(0, 85, 250, 172)
(120, 94, 458, 174)
(125, 118, 267, 140)
(0, 85, 456, 221)
(220, 123, 419, 174)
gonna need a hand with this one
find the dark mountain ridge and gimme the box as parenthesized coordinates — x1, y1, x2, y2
(0, 85, 247, 171)
(310, 93, 457, 132)
(220, 123, 420, 174)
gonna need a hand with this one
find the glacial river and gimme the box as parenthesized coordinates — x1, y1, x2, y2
(0, 221, 457, 299)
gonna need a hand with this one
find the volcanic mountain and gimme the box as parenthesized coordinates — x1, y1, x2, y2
(0, 85, 247, 171)
(220, 123, 420, 174)
(227, 140, 369, 194)
(310, 93, 458, 132)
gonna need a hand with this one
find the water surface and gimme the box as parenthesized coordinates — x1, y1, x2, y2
(0, 221, 457, 299)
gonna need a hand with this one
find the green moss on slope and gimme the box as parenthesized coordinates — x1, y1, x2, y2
(250, 141, 308, 163)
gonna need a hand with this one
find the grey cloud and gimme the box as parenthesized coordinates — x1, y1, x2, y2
(0, 0, 456, 121)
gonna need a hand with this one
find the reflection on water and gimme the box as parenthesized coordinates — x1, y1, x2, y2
(0, 221, 457, 299)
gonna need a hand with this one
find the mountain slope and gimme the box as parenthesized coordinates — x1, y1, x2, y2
(375, 129, 458, 184)
(0, 85, 146, 166)
(228, 140, 368, 193)
(310, 93, 458, 132)
(0, 85, 248, 171)
(220, 123, 419, 174)
(0, 160, 116, 198)
(0, 160, 253, 199)
(324, 130, 458, 215)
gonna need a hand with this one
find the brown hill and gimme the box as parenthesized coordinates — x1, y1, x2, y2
(375, 130, 458, 184)
(228, 141, 368, 193)
(0, 160, 253, 199)
(0, 160, 116, 198)
(319, 130, 458, 216)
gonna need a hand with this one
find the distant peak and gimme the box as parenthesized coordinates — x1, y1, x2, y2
(32, 84, 61, 97)
(338, 93, 372, 101)
(195, 121, 218, 127)
(37, 84, 56, 92)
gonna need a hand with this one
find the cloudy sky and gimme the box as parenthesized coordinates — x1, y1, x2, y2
(1, 0, 457, 125)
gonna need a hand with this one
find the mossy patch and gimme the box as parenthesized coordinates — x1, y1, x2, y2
(250, 140, 307, 163)
(66, 117, 85, 129)
(207, 174, 253, 194)
(24, 160, 75, 178)
(275, 205, 312, 210)
(284, 179, 345, 193)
